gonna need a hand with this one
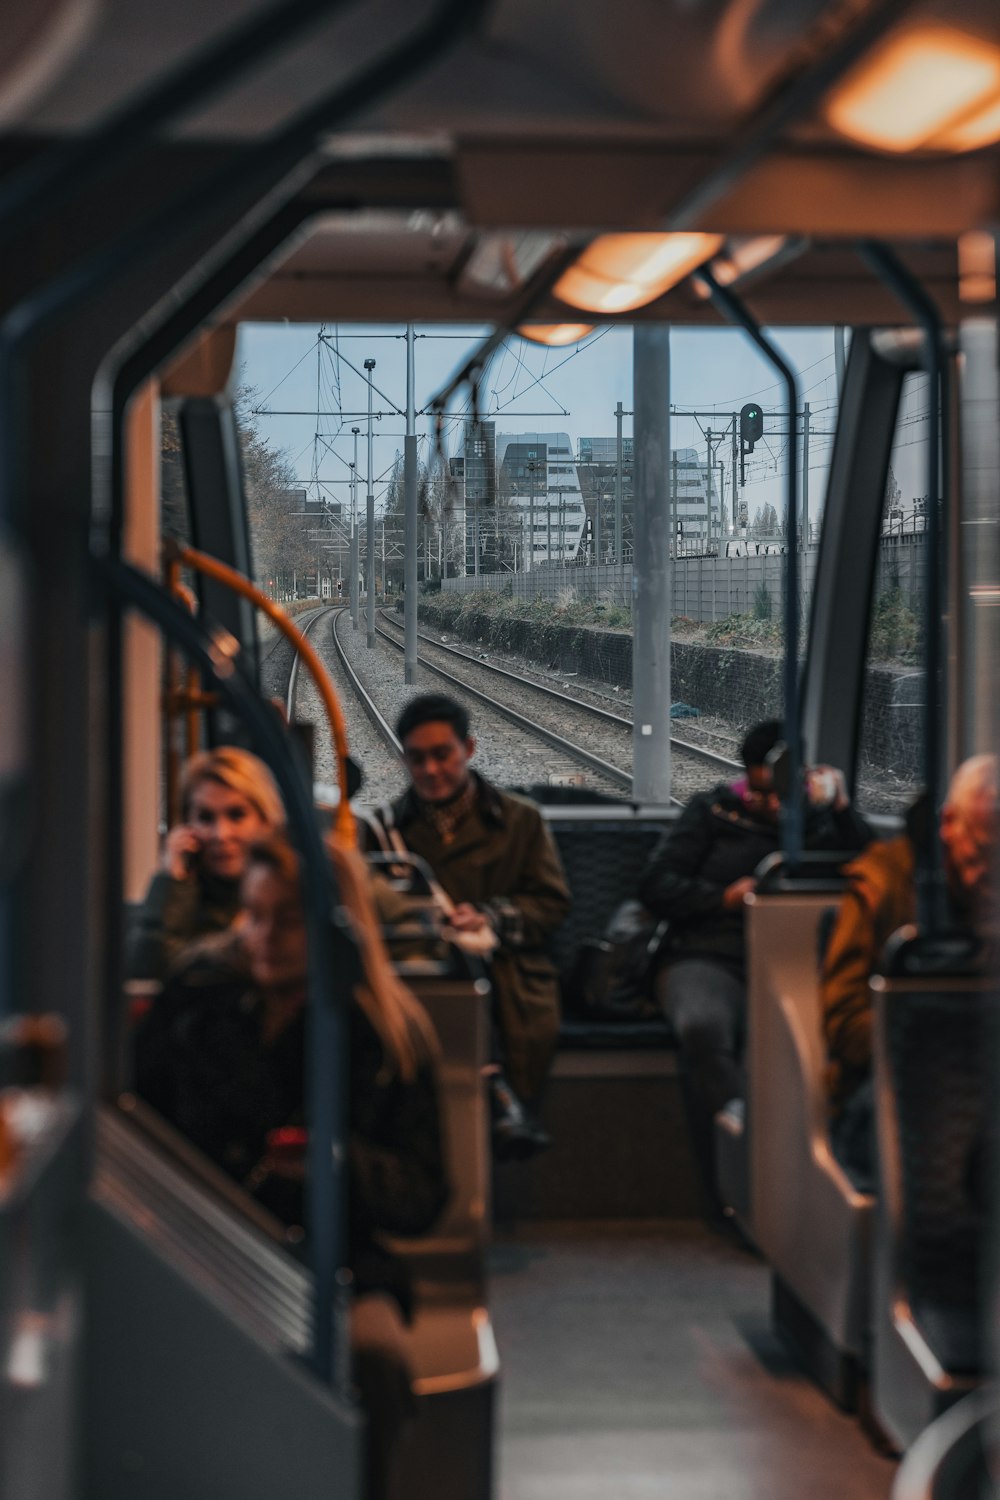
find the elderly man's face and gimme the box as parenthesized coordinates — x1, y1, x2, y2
(940, 791, 996, 895)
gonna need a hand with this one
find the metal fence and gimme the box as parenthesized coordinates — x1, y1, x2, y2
(440, 533, 926, 624)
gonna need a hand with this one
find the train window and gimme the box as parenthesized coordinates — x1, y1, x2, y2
(855, 372, 928, 814)
(232, 321, 842, 806)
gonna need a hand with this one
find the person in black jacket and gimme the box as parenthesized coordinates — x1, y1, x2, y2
(136, 833, 447, 1500)
(639, 720, 871, 1221)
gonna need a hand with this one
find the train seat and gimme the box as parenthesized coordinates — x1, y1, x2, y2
(487, 810, 700, 1222)
(871, 935, 991, 1452)
(743, 855, 873, 1410)
(387, 969, 498, 1500)
(545, 811, 674, 1048)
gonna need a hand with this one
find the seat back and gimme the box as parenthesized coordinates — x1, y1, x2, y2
(747, 874, 874, 1366)
(872, 941, 992, 1449)
(544, 812, 671, 987)
(385, 974, 492, 1302)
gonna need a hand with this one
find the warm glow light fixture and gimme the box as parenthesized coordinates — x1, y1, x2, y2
(825, 25, 1000, 153)
(517, 323, 594, 347)
(553, 233, 724, 314)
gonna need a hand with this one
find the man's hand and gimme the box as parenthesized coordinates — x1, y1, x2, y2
(161, 826, 203, 881)
(722, 876, 756, 912)
(447, 902, 490, 933)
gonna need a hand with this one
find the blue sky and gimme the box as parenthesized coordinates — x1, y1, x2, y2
(237, 321, 926, 531)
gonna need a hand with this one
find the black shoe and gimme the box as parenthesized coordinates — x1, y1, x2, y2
(488, 1074, 551, 1163)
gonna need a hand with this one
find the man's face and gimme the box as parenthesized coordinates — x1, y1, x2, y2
(940, 792, 996, 896)
(402, 721, 475, 804)
(745, 764, 780, 822)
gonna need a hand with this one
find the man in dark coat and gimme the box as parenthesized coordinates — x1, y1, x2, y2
(364, 693, 571, 1158)
(639, 719, 871, 1218)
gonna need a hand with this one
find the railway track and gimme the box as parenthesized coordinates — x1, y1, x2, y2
(334, 607, 638, 799)
(376, 608, 743, 779)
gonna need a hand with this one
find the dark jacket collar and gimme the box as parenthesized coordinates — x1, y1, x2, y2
(393, 770, 507, 831)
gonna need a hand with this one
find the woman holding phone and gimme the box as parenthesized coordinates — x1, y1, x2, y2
(126, 746, 285, 983)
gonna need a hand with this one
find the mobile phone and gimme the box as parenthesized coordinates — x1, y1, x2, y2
(181, 829, 204, 874)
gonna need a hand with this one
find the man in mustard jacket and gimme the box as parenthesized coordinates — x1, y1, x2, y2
(822, 753, 997, 1186)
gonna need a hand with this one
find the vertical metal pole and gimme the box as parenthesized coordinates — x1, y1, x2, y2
(959, 316, 1000, 758)
(834, 326, 846, 392)
(705, 427, 713, 545)
(731, 415, 739, 530)
(365, 359, 376, 648)
(594, 478, 601, 565)
(546, 472, 552, 565)
(801, 401, 810, 547)
(404, 324, 418, 681)
(350, 428, 360, 629)
(527, 463, 535, 573)
(614, 400, 624, 563)
(671, 451, 678, 557)
(632, 326, 672, 804)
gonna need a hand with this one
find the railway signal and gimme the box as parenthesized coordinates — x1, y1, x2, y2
(739, 402, 764, 485)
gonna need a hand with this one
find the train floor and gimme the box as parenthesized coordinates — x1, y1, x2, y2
(489, 1219, 896, 1500)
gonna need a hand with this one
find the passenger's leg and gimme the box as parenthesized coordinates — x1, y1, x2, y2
(657, 959, 746, 1218)
(351, 1293, 416, 1500)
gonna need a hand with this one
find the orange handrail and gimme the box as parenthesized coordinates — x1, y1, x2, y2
(170, 543, 356, 844)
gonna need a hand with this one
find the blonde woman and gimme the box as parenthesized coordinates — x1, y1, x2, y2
(136, 833, 445, 1500)
(126, 747, 285, 982)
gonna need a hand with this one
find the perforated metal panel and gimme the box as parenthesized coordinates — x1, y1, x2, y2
(547, 822, 668, 977)
(884, 988, 988, 1321)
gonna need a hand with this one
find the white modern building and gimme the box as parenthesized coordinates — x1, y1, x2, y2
(673, 446, 721, 546)
(496, 430, 586, 564)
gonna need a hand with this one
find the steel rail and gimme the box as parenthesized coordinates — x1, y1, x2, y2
(372, 617, 640, 797)
(376, 609, 742, 775)
(285, 605, 335, 721)
(331, 607, 404, 757)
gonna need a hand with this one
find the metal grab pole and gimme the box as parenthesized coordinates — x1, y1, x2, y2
(365, 359, 376, 648)
(696, 266, 803, 866)
(859, 240, 947, 930)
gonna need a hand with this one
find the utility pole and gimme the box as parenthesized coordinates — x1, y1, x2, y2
(545, 471, 552, 565)
(731, 414, 739, 529)
(365, 358, 376, 648)
(526, 460, 538, 574)
(614, 400, 624, 564)
(593, 476, 601, 566)
(403, 325, 417, 682)
(350, 427, 360, 630)
(632, 327, 672, 803)
(705, 427, 713, 546)
(671, 451, 678, 557)
(801, 401, 810, 548)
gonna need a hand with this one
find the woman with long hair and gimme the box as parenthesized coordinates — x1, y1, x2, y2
(126, 746, 285, 982)
(136, 832, 447, 1500)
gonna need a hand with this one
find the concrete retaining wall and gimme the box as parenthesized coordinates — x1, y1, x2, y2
(413, 597, 921, 780)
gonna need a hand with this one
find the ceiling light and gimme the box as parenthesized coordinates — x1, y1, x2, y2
(517, 324, 594, 347)
(553, 233, 724, 314)
(825, 25, 1000, 154)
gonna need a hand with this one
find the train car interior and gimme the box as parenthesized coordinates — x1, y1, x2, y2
(0, 1, 998, 1497)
